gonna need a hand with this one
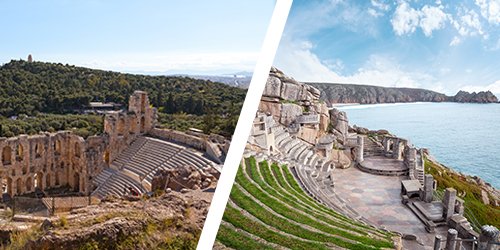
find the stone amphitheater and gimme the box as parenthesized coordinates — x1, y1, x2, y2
(216, 68, 499, 250)
(0, 91, 224, 205)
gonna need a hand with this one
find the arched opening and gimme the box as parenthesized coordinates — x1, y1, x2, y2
(269, 146, 273, 152)
(25, 177, 32, 192)
(55, 172, 60, 186)
(118, 117, 125, 136)
(45, 173, 51, 188)
(103, 150, 110, 165)
(16, 178, 22, 195)
(140, 116, 146, 133)
(16, 144, 23, 161)
(2, 146, 12, 165)
(130, 118, 137, 134)
(140, 94, 146, 113)
(74, 143, 81, 158)
(35, 143, 43, 158)
(5, 177, 13, 196)
(35, 172, 43, 189)
(409, 193, 420, 199)
(54, 140, 62, 155)
(73, 173, 80, 192)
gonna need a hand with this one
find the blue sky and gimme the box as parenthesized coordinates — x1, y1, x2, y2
(274, 0, 500, 95)
(0, 0, 275, 75)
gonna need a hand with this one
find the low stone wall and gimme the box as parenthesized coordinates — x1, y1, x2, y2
(149, 128, 206, 151)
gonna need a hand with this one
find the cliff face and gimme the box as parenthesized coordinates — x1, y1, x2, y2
(259, 68, 329, 144)
(452, 90, 498, 103)
(308, 82, 498, 105)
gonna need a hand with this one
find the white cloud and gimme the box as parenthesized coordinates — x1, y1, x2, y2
(391, 1, 420, 35)
(368, 8, 384, 17)
(451, 8, 484, 37)
(460, 80, 500, 94)
(275, 39, 433, 88)
(371, 0, 390, 11)
(391, 1, 449, 37)
(420, 5, 449, 36)
(475, 0, 500, 25)
(450, 36, 462, 46)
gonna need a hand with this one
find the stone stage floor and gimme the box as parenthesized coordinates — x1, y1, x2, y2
(332, 166, 448, 249)
(361, 156, 408, 172)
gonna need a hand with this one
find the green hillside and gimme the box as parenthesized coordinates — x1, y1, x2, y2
(216, 157, 395, 249)
(0, 60, 246, 137)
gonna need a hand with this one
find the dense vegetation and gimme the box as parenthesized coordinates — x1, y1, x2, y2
(0, 114, 103, 138)
(424, 157, 500, 230)
(216, 157, 394, 249)
(0, 60, 246, 137)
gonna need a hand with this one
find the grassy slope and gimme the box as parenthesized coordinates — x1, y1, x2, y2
(216, 157, 394, 249)
(424, 157, 500, 229)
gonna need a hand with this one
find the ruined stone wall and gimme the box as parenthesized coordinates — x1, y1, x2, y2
(104, 91, 157, 164)
(0, 131, 89, 197)
(0, 91, 158, 198)
(149, 128, 206, 151)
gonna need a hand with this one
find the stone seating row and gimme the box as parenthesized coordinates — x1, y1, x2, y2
(92, 169, 146, 199)
(92, 136, 217, 198)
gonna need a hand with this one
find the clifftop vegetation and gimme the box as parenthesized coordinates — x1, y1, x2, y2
(0, 60, 246, 137)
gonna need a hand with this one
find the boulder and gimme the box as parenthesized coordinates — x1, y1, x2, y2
(329, 108, 349, 141)
(280, 103, 303, 126)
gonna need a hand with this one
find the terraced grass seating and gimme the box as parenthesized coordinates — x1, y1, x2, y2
(216, 157, 394, 249)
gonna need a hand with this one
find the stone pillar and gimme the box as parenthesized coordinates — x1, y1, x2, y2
(455, 198, 464, 216)
(356, 136, 364, 163)
(454, 240, 462, 250)
(478, 225, 499, 250)
(443, 188, 457, 220)
(434, 235, 442, 250)
(383, 137, 390, 153)
(445, 229, 458, 250)
(423, 174, 434, 203)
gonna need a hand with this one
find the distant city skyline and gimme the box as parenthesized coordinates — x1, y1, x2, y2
(0, 0, 275, 75)
(274, 0, 500, 95)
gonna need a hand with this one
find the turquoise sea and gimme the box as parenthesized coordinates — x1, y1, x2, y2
(337, 102, 500, 188)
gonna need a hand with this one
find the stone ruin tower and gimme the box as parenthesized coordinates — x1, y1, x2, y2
(103, 91, 157, 165)
(27, 54, 33, 63)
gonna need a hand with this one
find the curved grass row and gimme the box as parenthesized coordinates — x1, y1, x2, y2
(216, 157, 394, 249)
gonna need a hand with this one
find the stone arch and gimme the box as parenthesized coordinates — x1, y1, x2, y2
(55, 172, 60, 186)
(103, 150, 110, 165)
(16, 144, 23, 161)
(25, 177, 33, 192)
(130, 118, 137, 134)
(45, 173, 51, 188)
(35, 143, 43, 158)
(34, 172, 43, 189)
(75, 143, 81, 158)
(140, 116, 146, 133)
(16, 178, 22, 195)
(5, 177, 12, 196)
(118, 117, 125, 136)
(73, 173, 80, 192)
(54, 139, 62, 155)
(2, 146, 12, 165)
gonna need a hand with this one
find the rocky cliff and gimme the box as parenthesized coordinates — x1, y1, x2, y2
(452, 90, 498, 103)
(308, 82, 498, 105)
(259, 67, 330, 143)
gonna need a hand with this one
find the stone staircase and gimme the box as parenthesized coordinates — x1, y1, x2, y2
(363, 137, 384, 157)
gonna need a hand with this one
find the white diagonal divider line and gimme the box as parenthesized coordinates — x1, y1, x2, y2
(195, 0, 292, 249)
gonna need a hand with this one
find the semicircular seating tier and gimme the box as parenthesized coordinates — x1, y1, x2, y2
(261, 122, 374, 225)
(92, 136, 220, 199)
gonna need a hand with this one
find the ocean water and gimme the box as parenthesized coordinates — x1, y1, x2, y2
(337, 102, 500, 188)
